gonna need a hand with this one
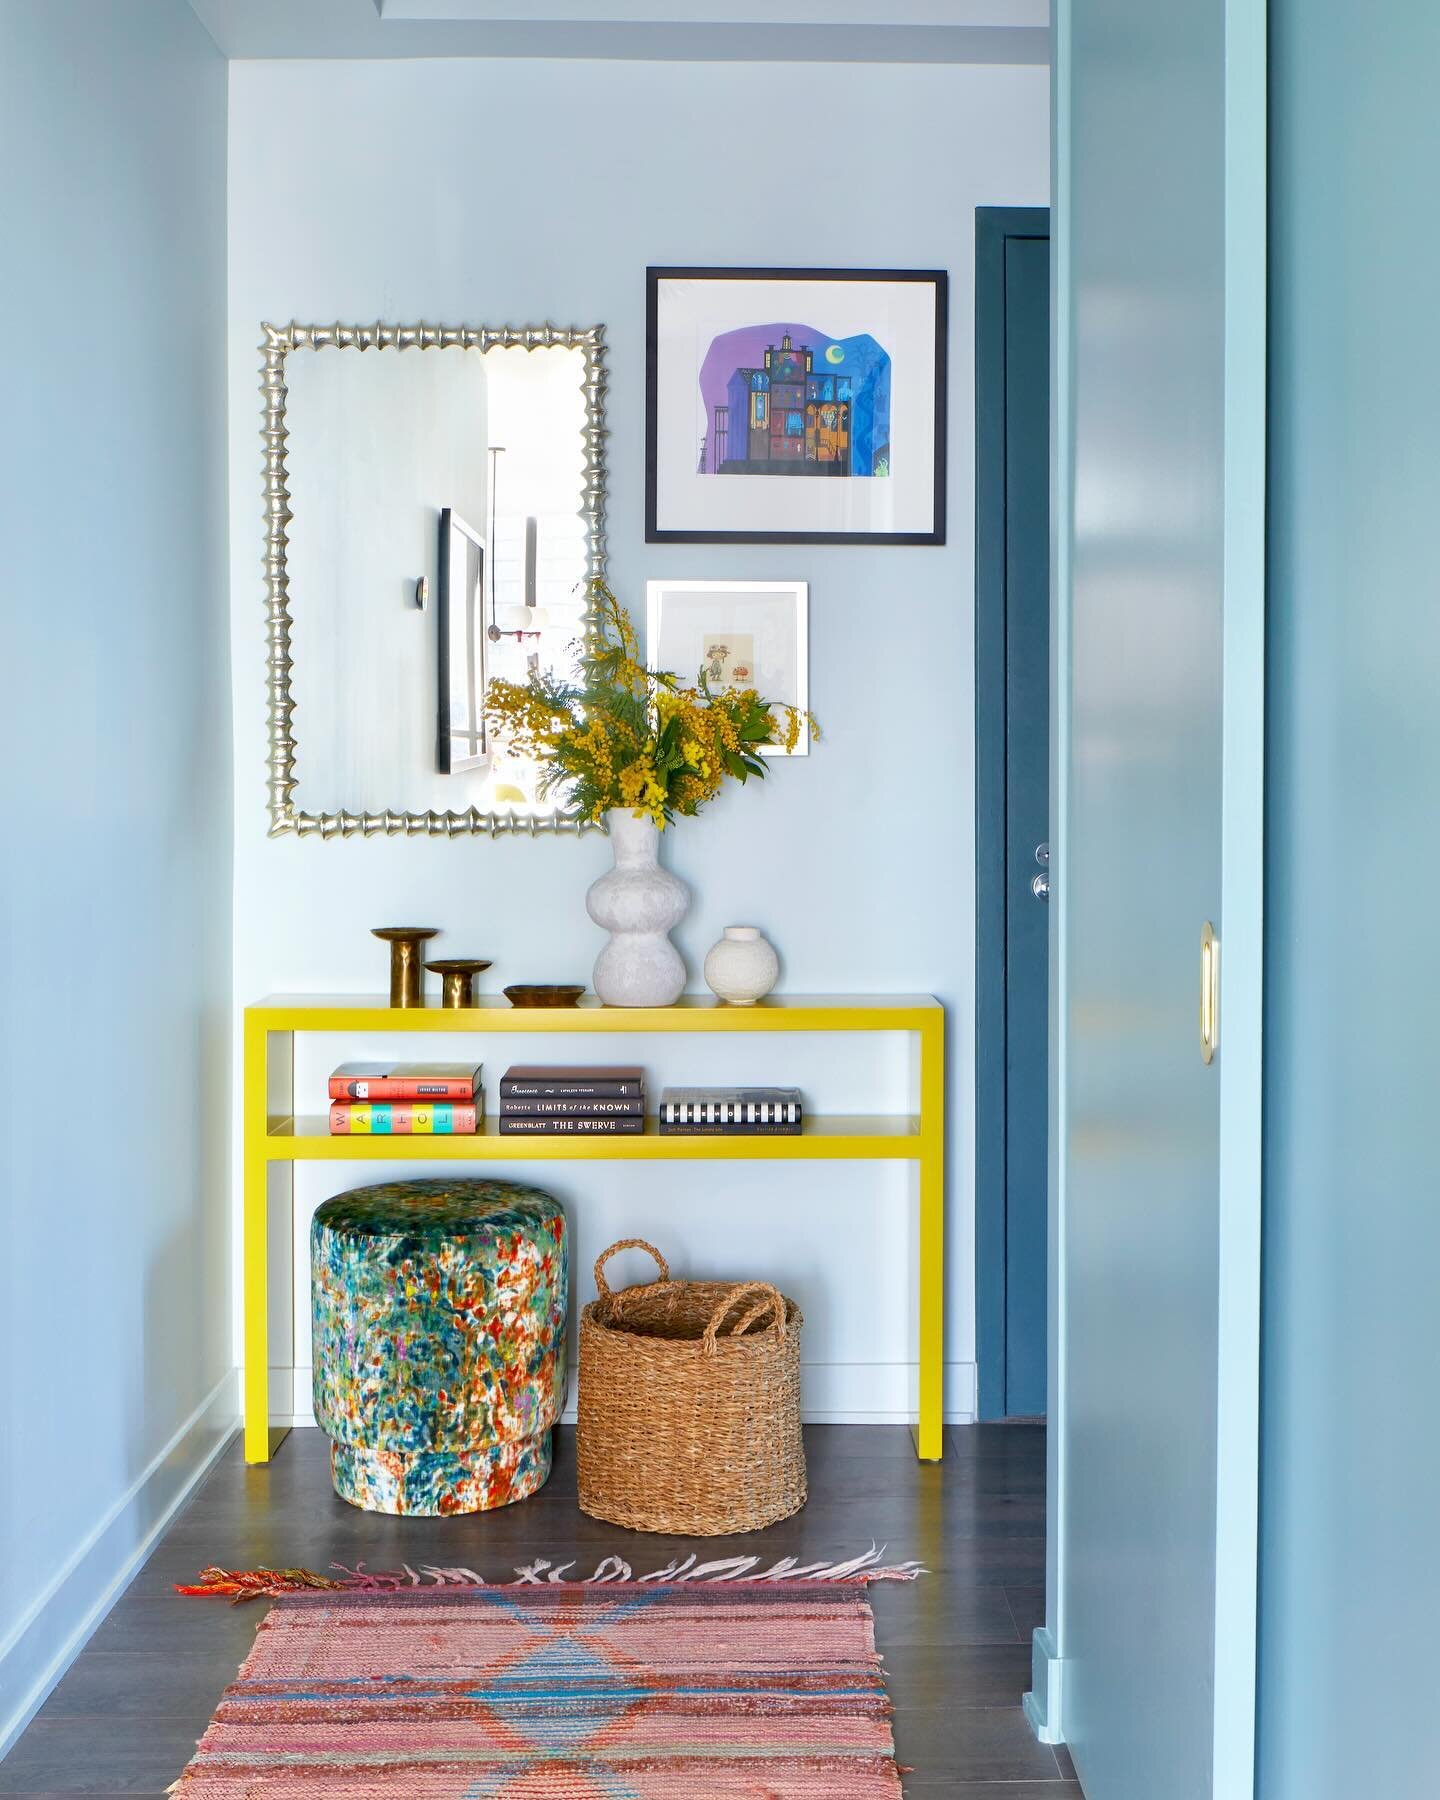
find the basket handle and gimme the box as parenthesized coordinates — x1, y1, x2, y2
(702, 1282, 787, 1354)
(593, 1238, 670, 1299)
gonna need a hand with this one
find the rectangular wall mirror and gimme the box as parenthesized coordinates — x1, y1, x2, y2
(261, 322, 607, 836)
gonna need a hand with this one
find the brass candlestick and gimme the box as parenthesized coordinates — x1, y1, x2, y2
(371, 927, 439, 1008)
(425, 959, 492, 1009)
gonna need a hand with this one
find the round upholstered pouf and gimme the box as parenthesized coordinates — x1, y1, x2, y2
(310, 1177, 568, 1516)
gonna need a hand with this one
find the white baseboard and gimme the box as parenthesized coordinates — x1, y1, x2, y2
(796, 1360, 978, 1424)
(273, 1361, 978, 1428)
(0, 1368, 239, 1760)
(1024, 1625, 1067, 1745)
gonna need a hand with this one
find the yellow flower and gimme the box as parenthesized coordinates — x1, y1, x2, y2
(617, 757, 651, 807)
(484, 580, 818, 824)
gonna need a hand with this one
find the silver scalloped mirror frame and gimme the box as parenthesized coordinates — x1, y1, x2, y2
(260, 320, 608, 838)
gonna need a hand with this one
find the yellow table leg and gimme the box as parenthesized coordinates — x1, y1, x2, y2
(244, 1014, 274, 1463)
(915, 1010, 946, 1460)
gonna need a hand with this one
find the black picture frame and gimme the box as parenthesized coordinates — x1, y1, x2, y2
(645, 265, 948, 547)
(436, 507, 487, 774)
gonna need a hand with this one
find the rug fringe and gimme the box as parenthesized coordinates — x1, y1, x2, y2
(174, 1566, 348, 1601)
(176, 1542, 925, 1601)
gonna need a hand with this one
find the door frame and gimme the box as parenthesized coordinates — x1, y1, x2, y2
(974, 204, 1050, 1423)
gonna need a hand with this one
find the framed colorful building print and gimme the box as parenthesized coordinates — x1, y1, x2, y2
(645, 267, 948, 546)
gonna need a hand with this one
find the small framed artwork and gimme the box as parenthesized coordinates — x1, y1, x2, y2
(646, 579, 810, 757)
(646, 266, 947, 546)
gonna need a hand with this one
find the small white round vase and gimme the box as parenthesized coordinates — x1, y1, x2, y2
(587, 808, 690, 1007)
(704, 926, 780, 1006)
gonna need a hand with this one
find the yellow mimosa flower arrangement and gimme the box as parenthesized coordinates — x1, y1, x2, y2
(485, 580, 818, 828)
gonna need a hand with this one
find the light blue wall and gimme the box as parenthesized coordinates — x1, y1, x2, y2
(0, 0, 232, 1751)
(1261, 8, 1440, 1797)
(225, 57, 1050, 1425)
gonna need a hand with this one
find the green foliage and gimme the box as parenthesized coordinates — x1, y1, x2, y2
(485, 580, 816, 827)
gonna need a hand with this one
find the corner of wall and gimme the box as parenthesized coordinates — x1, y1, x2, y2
(0, 1374, 238, 1758)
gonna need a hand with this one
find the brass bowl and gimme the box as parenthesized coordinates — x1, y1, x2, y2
(503, 984, 586, 1008)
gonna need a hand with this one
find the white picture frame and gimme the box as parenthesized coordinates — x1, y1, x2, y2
(645, 578, 810, 758)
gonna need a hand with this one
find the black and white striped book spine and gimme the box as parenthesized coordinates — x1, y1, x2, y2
(657, 1090, 803, 1130)
(661, 1101, 802, 1125)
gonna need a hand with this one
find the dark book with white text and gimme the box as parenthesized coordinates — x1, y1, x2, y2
(497, 1114, 645, 1135)
(499, 1064, 645, 1099)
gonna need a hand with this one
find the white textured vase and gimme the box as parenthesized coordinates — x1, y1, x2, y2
(587, 808, 690, 1007)
(704, 925, 780, 1006)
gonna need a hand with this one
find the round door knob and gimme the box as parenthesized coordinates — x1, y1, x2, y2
(1032, 872, 1050, 901)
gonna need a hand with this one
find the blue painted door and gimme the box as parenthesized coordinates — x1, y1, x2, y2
(1002, 232, 1051, 1419)
(975, 209, 1050, 1422)
(1039, 1, 1267, 1795)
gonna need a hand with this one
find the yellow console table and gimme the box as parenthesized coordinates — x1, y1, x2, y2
(243, 993, 945, 1465)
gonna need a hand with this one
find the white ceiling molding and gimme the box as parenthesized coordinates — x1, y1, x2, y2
(187, 0, 1048, 61)
(379, 1, 1047, 21)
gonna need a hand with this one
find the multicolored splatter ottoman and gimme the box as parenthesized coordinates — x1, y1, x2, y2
(310, 1177, 568, 1516)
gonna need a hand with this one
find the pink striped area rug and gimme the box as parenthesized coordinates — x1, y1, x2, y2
(170, 1582, 904, 1796)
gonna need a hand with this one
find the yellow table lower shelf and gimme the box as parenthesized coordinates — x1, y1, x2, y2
(244, 994, 945, 1466)
(266, 1114, 921, 1160)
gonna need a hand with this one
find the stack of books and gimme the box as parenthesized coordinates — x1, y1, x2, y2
(498, 1065, 646, 1135)
(327, 1062, 483, 1135)
(658, 1086, 803, 1136)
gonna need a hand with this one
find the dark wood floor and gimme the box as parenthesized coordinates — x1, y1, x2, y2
(0, 1422, 1077, 1798)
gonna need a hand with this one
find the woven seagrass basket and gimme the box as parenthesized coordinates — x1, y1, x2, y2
(577, 1238, 806, 1535)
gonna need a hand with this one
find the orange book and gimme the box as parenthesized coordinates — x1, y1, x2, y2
(327, 1062, 481, 1102)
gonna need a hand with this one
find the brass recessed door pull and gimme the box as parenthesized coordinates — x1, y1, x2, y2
(1200, 921, 1220, 1064)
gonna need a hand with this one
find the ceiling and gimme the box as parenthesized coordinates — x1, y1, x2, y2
(187, 0, 1049, 62)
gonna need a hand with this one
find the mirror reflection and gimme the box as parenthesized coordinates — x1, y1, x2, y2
(438, 507, 486, 774)
(280, 336, 598, 827)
